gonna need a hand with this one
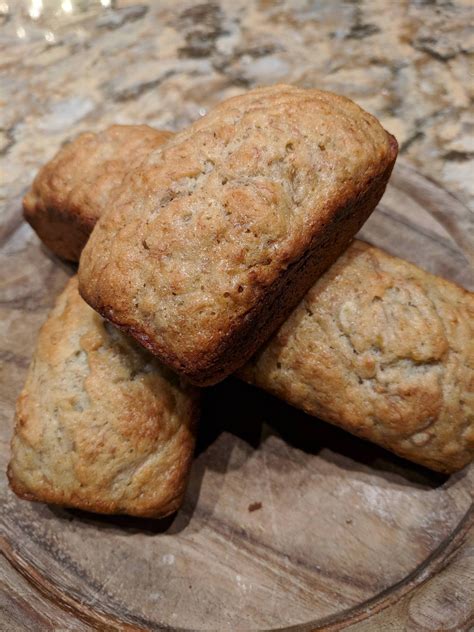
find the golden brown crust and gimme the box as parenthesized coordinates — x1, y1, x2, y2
(23, 125, 173, 261)
(239, 240, 474, 473)
(78, 85, 398, 385)
(8, 277, 199, 518)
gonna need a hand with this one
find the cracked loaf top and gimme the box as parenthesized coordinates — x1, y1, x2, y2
(239, 241, 474, 473)
(78, 84, 397, 385)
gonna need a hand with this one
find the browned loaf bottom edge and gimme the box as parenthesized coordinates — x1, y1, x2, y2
(23, 200, 95, 263)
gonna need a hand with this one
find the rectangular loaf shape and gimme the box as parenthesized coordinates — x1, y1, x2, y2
(78, 85, 398, 385)
(8, 277, 199, 518)
(238, 240, 474, 473)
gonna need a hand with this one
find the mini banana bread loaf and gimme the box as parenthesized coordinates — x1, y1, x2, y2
(78, 85, 398, 385)
(239, 241, 474, 473)
(8, 277, 199, 518)
(23, 125, 173, 261)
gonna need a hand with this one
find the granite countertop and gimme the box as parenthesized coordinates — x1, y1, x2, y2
(1, 0, 473, 229)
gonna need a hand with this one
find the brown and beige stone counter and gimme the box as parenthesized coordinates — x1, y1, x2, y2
(1, 0, 473, 223)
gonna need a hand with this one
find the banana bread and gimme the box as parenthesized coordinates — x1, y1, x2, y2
(19, 123, 471, 472)
(8, 277, 199, 518)
(23, 125, 173, 261)
(78, 85, 398, 385)
(238, 241, 474, 473)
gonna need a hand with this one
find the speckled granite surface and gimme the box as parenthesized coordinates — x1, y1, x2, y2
(1, 0, 473, 227)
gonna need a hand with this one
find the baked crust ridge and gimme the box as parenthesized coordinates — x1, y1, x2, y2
(78, 85, 398, 385)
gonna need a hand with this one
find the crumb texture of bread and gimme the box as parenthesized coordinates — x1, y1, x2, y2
(78, 85, 397, 385)
(239, 241, 474, 473)
(8, 277, 199, 518)
(23, 125, 173, 261)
